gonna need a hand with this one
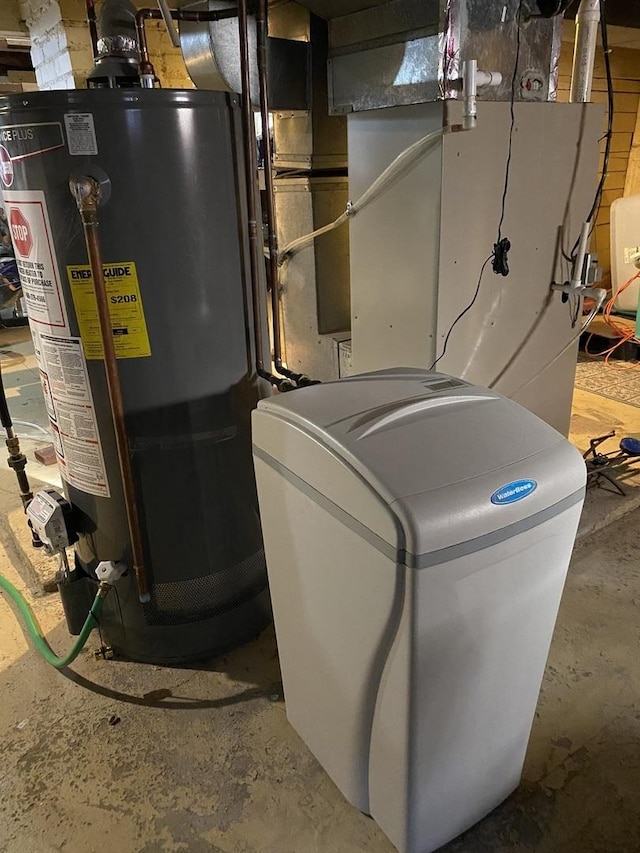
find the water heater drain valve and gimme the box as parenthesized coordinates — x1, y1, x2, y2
(26, 489, 77, 557)
(96, 561, 127, 584)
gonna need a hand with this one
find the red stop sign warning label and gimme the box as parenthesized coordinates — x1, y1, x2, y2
(9, 207, 33, 257)
(3, 191, 69, 334)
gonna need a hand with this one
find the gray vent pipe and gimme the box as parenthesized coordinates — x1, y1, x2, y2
(87, 0, 141, 87)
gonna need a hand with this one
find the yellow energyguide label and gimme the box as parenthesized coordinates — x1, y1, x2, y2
(67, 261, 151, 359)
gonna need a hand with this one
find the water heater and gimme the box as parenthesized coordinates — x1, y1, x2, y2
(0, 89, 271, 663)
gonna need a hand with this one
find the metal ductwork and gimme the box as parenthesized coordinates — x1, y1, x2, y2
(179, 0, 310, 110)
(284, 0, 563, 114)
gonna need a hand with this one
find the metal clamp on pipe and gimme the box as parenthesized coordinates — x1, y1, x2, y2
(257, 0, 285, 379)
(70, 176, 151, 604)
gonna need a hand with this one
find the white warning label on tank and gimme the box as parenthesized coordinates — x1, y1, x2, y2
(1, 189, 69, 336)
(64, 113, 98, 156)
(32, 330, 110, 498)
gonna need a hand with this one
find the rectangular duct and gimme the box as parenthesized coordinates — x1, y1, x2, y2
(294, 0, 563, 113)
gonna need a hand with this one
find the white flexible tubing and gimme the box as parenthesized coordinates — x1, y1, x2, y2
(498, 288, 607, 398)
(157, 0, 180, 47)
(278, 126, 449, 264)
(278, 212, 350, 262)
(1, 420, 51, 440)
(12, 420, 50, 437)
(569, 0, 601, 103)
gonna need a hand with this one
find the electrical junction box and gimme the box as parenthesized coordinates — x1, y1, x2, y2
(27, 489, 76, 556)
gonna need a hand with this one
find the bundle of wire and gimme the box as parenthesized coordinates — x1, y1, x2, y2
(584, 272, 640, 365)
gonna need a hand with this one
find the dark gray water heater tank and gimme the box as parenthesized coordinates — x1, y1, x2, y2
(0, 89, 271, 663)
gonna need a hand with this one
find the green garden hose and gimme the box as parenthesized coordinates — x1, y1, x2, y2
(0, 575, 109, 668)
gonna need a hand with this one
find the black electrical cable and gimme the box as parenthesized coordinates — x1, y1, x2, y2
(570, 0, 613, 260)
(431, 4, 524, 371)
(430, 255, 493, 371)
(0, 357, 13, 432)
(493, 0, 523, 277)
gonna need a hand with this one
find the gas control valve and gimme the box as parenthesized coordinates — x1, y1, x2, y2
(26, 489, 77, 557)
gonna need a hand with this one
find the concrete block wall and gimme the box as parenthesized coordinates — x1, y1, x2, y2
(19, 0, 75, 89)
(20, 0, 194, 90)
(141, 16, 195, 90)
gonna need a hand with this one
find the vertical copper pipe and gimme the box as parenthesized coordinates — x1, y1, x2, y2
(237, 0, 280, 386)
(71, 177, 151, 604)
(135, 8, 239, 86)
(256, 0, 284, 372)
(135, 9, 156, 82)
(86, 0, 98, 57)
(135, 10, 152, 66)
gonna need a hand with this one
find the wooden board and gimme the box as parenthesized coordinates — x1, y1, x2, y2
(585, 314, 637, 339)
(558, 44, 640, 281)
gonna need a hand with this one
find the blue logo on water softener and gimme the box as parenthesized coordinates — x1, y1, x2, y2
(491, 479, 537, 506)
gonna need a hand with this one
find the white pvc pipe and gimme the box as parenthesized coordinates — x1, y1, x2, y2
(569, 0, 601, 103)
(156, 0, 180, 48)
(278, 126, 449, 263)
(461, 61, 502, 131)
(463, 60, 478, 130)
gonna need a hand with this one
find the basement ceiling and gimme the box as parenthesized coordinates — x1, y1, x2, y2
(291, 0, 640, 29)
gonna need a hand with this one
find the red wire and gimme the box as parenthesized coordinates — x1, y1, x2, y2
(589, 272, 640, 367)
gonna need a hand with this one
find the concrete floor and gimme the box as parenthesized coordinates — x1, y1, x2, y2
(0, 492, 638, 853)
(570, 387, 640, 539)
(1, 327, 640, 852)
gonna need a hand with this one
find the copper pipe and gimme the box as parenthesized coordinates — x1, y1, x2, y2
(135, 10, 151, 68)
(70, 177, 151, 604)
(135, 7, 239, 83)
(237, 0, 287, 389)
(254, 0, 316, 387)
(256, 0, 283, 371)
(86, 0, 98, 57)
